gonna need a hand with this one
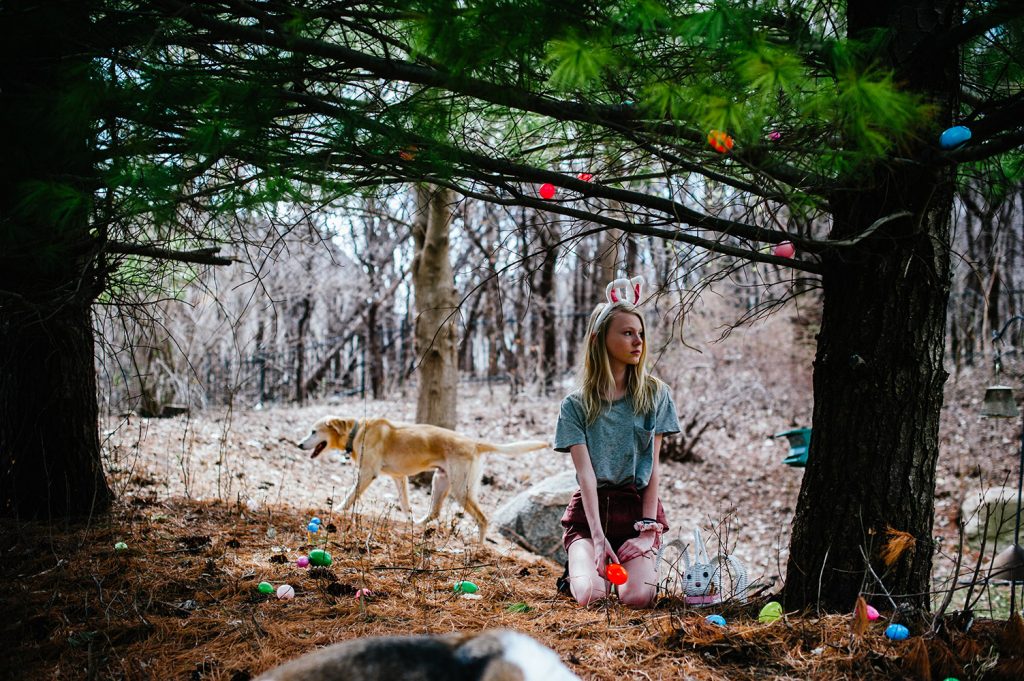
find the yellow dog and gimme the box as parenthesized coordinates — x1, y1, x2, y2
(298, 417, 548, 541)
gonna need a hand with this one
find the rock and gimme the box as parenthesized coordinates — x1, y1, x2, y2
(961, 486, 1022, 546)
(493, 471, 578, 562)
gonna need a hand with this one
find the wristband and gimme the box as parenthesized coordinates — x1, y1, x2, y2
(633, 519, 664, 534)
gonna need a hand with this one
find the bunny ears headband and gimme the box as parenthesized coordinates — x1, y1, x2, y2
(593, 275, 645, 332)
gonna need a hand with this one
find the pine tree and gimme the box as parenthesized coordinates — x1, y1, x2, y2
(3, 0, 1022, 610)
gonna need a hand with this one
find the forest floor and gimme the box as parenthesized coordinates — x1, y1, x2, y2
(6, 312, 1024, 679)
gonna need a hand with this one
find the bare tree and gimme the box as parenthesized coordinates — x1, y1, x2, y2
(412, 185, 459, 429)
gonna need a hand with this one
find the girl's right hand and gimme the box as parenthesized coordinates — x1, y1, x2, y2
(592, 534, 619, 578)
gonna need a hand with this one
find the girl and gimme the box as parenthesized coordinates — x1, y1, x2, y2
(555, 276, 679, 607)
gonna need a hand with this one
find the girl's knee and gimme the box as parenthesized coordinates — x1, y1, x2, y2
(619, 585, 656, 608)
(569, 575, 607, 605)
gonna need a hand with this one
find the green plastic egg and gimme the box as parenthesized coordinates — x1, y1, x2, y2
(257, 581, 274, 594)
(454, 580, 479, 594)
(758, 601, 783, 623)
(114, 542, 128, 551)
(309, 549, 332, 566)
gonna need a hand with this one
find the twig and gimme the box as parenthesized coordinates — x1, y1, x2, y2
(858, 546, 898, 612)
(372, 563, 496, 572)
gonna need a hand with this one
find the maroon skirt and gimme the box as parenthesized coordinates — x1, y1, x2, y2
(561, 485, 669, 553)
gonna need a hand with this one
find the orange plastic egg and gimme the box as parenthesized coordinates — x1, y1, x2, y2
(606, 563, 628, 585)
(707, 130, 734, 153)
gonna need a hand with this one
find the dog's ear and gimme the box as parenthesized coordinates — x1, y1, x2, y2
(325, 418, 357, 442)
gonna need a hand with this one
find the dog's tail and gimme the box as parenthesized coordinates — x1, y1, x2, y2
(476, 439, 549, 455)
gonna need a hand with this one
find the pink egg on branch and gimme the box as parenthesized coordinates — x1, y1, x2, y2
(772, 241, 795, 258)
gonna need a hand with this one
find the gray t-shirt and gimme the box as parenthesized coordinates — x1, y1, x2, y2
(554, 383, 680, 489)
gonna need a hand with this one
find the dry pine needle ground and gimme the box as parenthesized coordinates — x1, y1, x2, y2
(2, 497, 1022, 681)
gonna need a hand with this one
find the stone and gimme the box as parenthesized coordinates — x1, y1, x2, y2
(493, 471, 578, 562)
(961, 486, 1022, 546)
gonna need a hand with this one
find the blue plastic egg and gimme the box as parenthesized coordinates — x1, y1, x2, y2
(705, 614, 727, 627)
(939, 126, 971, 150)
(307, 522, 319, 533)
(310, 517, 321, 525)
(885, 623, 910, 641)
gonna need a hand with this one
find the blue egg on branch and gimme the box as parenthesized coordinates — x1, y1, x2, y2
(939, 126, 971, 150)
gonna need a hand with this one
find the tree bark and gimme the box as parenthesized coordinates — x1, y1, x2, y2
(412, 185, 458, 429)
(536, 220, 559, 394)
(0, 0, 111, 518)
(293, 297, 311, 404)
(785, 0, 959, 612)
(1, 301, 111, 518)
(367, 301, 384, 399)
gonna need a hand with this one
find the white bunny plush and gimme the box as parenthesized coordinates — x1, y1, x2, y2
(679, 528, 749, 605)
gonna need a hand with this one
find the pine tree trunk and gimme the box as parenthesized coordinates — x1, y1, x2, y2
(0, 0, 111, 518)
(784, 0, 958, 612)
(412, 185, 458, 429)
(1, 301, 111, 518)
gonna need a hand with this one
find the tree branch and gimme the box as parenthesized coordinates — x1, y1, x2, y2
(928, 1, 1024, 54)
(155, 0, 829, 194)
(106, 241, 235, 266)
(945, 128, 1024, 163)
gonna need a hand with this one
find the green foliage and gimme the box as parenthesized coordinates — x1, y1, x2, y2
(18, 0, 1018, 303)
(545, 33, 617, 91)
(734, 41, 805, 99)
(13, 181, 91, 230)
(640, 81, 698, 121)
(408, 0, 571, 78)
(828, 67, 932, 156)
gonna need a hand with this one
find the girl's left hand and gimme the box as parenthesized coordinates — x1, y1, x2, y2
(616, 533, 657, 563)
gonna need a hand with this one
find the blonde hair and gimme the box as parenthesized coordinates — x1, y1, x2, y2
(578, 300, 662, 424)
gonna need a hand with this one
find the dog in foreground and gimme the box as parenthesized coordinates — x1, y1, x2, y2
(298, 417, 548, 541)
(254, 629, 580, 681)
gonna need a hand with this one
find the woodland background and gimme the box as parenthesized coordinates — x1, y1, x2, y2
(4, 1, 1024, 677)
(95, 184, 1024, 592)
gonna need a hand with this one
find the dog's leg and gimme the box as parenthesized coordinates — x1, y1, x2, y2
(446, 458, 489, 542)
(416, 468, 449, 525)
(390, 475, 411, 514)
(340, 469, 377, 510)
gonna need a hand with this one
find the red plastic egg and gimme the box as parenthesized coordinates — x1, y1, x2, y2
(539, 183, 556, 199)
(606, 563, 628, 586)
(577, 172, 593, 182)
(707, 130, 734, 153)
(772, 241, 795, 258)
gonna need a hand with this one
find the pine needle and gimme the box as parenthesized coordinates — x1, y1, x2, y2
(881, 527, 916, 567)
(1002, 611, 1024, 654)
(902, 637, 931, 681)
(852, 595, 870, 637)
(926, 638, 962, 681)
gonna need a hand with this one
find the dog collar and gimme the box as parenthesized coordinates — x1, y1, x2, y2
(344, 421, 360, 454)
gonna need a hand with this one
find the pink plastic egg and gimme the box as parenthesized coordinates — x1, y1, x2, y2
(773, 241, 795, 258)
